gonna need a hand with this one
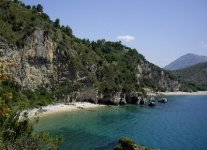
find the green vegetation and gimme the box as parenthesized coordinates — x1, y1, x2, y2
(173, 62, 207, 91)
(115, 137, 151, 150)
(0, 80, 53, 109)
(36, 4, 43, 13)
(0, 60, 62, 149)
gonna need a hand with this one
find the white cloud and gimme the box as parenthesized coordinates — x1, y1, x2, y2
(117, 35, 135, 42)
(201, 41, 207, 48)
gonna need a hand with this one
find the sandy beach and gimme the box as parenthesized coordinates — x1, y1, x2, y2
(20, 102, 105, 119)
(159, 91, 207, 96)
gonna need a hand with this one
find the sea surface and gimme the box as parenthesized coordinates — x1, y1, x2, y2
(34, 96, 207, 150)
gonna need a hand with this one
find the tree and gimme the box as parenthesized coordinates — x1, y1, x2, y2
(41, 13, 50, 21)
(36, 4, 43, 13)
(26, 5, 31, 10)
(54, 18, 60, 28)
(32, 5, 37, 13)
(13, 0, 20, 4)
(65, 25, 73, 36)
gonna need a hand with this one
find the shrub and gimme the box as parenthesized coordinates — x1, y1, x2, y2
(115, 137, 151, 150)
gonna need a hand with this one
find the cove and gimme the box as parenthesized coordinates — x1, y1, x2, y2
(34, 96, 207, 150)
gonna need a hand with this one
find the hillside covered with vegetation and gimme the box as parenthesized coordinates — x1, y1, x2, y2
(173, 62, 207, 91)
(0, 0, 180, 103)
(0, 54, 62, 149)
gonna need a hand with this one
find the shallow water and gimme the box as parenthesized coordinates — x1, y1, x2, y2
(34, 96, 207, 150)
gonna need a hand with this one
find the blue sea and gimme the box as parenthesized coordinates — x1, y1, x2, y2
(34, 96, 207, 150)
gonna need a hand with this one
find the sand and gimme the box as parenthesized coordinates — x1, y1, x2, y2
(20, 102, 105, 119)
(159, 91, 207, 96)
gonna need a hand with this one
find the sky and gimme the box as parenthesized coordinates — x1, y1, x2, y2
(22, 0, 207, 67)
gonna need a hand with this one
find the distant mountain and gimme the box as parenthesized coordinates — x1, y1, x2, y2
(173, 62, 207, 91)
(164, 53, 207, 71)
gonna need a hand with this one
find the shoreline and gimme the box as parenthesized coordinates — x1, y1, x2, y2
(20, 91, 207, 120)
(158, 91, 207, 96)
(20, 102, 105, 119)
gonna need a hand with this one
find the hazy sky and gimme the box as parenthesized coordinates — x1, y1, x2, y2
(22, 0, 207, 67)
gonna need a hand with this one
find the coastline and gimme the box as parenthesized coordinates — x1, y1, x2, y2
(20, 102, 105, 119)
(20, 91, 207, 120)
(159, 91, 207, 96)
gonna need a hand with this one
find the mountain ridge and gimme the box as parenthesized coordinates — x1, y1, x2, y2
(164, 53, 207, 71)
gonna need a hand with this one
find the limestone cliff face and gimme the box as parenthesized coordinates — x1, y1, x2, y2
(136, 61, 180, 91)
(0, 29, 91, 100)
(0, 29, 57, 90)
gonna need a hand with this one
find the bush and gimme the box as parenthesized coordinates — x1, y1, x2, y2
(41, 13, 50, 21)
(115, 137, 151, 150)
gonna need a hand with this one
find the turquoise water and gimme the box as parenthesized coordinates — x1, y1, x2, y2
(34, 96, 207, 150)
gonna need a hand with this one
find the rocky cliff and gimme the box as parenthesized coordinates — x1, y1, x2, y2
(1, 30, 56, 90)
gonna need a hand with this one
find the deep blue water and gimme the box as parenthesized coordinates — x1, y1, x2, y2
(34, 96, 207, 150)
